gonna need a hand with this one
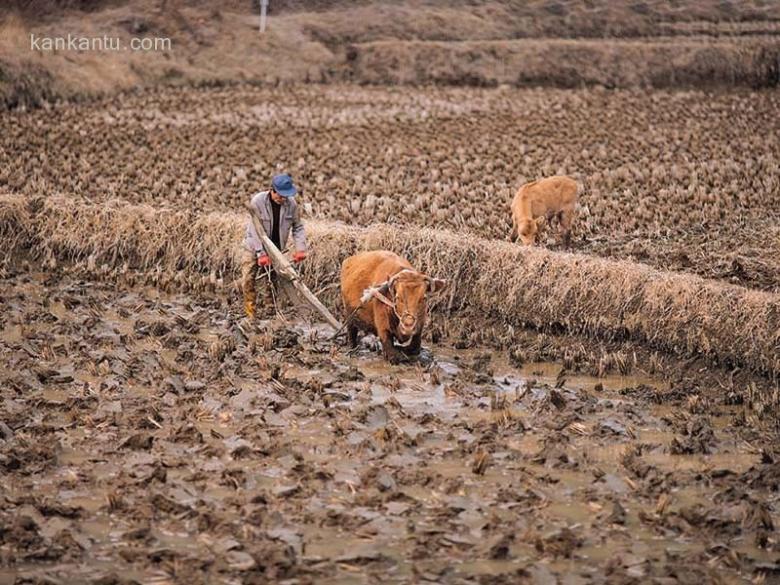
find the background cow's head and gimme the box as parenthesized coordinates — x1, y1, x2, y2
(518, 218, 538, 245)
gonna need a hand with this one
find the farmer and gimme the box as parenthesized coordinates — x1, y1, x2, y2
(242, 173, 307, 319)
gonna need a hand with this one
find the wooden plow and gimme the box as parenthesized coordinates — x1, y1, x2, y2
(246, 204, 343, 331)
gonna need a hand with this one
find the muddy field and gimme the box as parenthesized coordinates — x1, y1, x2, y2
(1, 79, 780, 583)
(2, 270, 780, 584)
(1, 85, 779, 290)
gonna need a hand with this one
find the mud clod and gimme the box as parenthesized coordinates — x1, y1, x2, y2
(0, 267, 775, 583)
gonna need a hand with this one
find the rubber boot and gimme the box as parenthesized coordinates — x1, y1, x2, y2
(243, 296, 256, 319)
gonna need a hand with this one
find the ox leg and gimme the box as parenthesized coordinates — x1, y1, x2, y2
(380, 332, 403, 364)
(374, 310, 404, 364)
(348, 323, 360, 348)
(401, 332, 422, 356)
(374, 311, 403, 364)
(560, 208, 575, 247)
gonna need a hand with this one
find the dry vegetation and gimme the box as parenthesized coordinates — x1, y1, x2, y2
(2, 3, 780, 583)
(2, 85, 779, 289)
(290, 0, 780, 42)
(346, 37, 780, 88)
(2, 189, 779, 378)
(1, 0, 778, 108)
(0, 2, 331, 109)
(2, 84, 778, 378)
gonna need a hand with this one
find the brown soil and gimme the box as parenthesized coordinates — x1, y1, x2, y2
(1, 269, 779, 584)
(1, 0, 779, 109)
(0, 10, 778, 580)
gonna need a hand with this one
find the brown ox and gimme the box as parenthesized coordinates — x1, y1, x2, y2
(340, 251, 446, 364)
(510, 175, 578, 246)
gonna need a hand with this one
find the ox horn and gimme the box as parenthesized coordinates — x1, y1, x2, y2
(425, 276, 447, 293)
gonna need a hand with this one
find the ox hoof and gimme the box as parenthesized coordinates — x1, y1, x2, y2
(385, 352, 405, 365)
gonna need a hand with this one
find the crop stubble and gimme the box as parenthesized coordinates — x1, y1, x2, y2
(1, 85, 779, 373)
(2, 83, 780, 584)
(1, 85, 778, 286)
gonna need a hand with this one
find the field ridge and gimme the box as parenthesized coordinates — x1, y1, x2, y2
(1, 0, 779, 108)
(2, 192, 778, 377)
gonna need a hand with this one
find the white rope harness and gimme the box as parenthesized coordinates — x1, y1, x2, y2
(360, 268, 417, 307)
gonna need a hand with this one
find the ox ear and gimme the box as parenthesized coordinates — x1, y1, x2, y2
(426, 277, 447, 293)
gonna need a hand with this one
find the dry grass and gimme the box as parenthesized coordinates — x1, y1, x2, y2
(5, 0, 110, 11)
(0, 193, 30, 275)
(345, 38, 780, 89)
(0, 4, 332, 109)
(291, 0, 780, 42)
(1, 0, 778, 109)
(2, 192, 778, 377)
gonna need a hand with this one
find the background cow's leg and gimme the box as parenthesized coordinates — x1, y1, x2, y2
(560, 207, 575, 247)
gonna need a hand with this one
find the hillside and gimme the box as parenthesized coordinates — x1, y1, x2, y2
(1, 0, 779, 108)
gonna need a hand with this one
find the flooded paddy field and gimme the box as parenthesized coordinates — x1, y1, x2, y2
(2, 271, 779, 584)
(1, 1, 779, 582)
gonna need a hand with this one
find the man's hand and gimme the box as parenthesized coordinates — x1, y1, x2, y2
(292, 251, 307, 263)
(256, 254, 271, 267)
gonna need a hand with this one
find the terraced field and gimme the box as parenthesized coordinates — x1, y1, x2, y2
(2, 85, 779, 288)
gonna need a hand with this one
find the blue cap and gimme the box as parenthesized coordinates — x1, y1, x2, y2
(271, 174, 297, 198)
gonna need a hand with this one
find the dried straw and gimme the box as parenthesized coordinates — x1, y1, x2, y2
(2, 193, 778, 376)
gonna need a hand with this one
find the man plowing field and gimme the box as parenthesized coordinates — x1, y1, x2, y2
(242, 174, 307, 319)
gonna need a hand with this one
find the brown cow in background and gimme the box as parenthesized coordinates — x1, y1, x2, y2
(510, 175, 578, 246)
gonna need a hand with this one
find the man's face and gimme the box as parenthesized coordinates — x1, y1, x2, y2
(270, 189, 285, 204)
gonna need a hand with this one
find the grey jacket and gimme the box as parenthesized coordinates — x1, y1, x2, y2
(244, 191, 307, 255)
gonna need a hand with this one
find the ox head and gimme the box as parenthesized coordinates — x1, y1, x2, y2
(387, 270, 447, 341)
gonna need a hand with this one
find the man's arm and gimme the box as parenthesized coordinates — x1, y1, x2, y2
(291, 203, 307, 252)
(245, 193, 266, 256)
